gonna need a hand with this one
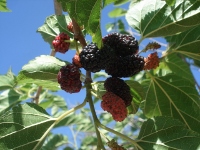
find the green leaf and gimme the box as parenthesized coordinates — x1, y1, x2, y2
(118, 19, 125, 32)
(106, 23, 115, 32)
(92, 81, 106, 99)
(142, 73, 200, 133)
(37, 15, 73, 47)
(161, 53, 194, 82)
(0, 89, 21, 115)
(0, 103, 56, 150)
(0, 0, 10, 12)
(54, 113, 92, 129)
(166, 25, 200, 60)
(108, 8, 127, 18)
(17, 55, 69, 91)
(114, 0, 130, 6)
(39, 93, 67, 116)
(93, 72, 109, 80)
(103, 0, 115, 7)
(41, 134, 68, 150)
(80, 136, 98, 149)
(0, 69, 16, 91)
(165, 0, 176, 6)
(137, 116, 200, 150)
(126, 0, 200, 39)
(125, 80, 145, 114)
(58, 0, 103, 48)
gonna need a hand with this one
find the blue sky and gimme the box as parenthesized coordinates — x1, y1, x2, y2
(1, 0, 200, 149)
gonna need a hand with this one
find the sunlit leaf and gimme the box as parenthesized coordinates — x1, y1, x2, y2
(0, 0, 10, 12)
(92, 81, 106, 99)
(126, 0, 200, 39)
(0, 69, 16, 91)
(108, 8, 127, 18)
(58, 0, 103, 48)
(137, 116, 200, 150)
(105, 23, 115, 32)
(142, 73, 200, 133)
(165, 0, 176, 6)
(17, 55, 69, 91)
(0, 103, 56, 150)
(37, 15, 73, 47)
(93, 72, 109, 80)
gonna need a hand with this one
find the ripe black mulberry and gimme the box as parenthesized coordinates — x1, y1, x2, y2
(105, 55, 144, 77)
(57, 64, 82, 93)
(103, 32, 139, 57)
(104, 77, 132, 107)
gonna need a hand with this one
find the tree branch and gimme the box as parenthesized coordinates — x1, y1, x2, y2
(53, 0, 62, 15)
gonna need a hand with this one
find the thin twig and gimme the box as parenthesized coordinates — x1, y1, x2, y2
(33, 86, 42, 104)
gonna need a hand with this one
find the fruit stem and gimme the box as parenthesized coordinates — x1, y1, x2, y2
(64, 39, 73, 43)
(96, 120, 144, 150)
(75, 40, 79, 55)
(138, 37, 144, 45)
(55, 98, 87, 124)
(85, 81, 106, 150)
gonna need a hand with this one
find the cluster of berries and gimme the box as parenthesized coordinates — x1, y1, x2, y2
(78, 33, 145, 121)
(79, 32, 144, 77)
(53, 29, 160, 122)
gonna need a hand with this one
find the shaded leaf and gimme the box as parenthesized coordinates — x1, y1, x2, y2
(0, 0, 10, 12)
(114, 0, 131, 6)
(17, 55, 69, 91)
(103, 0, 115, 7)
(64, 147, 74, 150)
(142, 73, 200, 133)
(41, 134, 68, 150)
(108, 8, 127, 18)
(162, 53, 194, 82)
(58, 0, 103, 48)
(126, 0, 200, 39)
(0, 103, 56, 150)
(137, 116, 200, 150)
(0, 89, 21, 115)
(37, 15, 73, 47)
(80, 136, 98, 150)
(39, 93, 67, 116)
(166, 25, 200, 60)
(0, 69, 16, 91)
(54, 113, 92, 128)
(126, 80, 145, 114)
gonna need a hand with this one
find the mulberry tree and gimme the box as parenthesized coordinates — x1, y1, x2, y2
(0, 0, 200, 149)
